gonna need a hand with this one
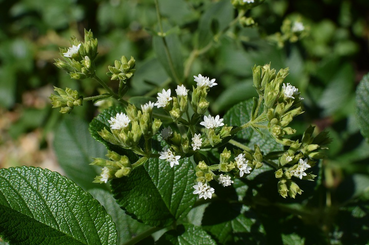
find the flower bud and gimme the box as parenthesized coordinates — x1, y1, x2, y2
(152, 118, 162, 135)
(278, 179, 288, 198)
(275, 169, 283, 178)
(288, 181, 303, 198)
(198, 161, 208, 170)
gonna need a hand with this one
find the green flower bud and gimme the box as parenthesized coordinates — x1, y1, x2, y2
(278, 179, 288, 198)
(252, 65, 262, 91)
(239, 16, 255, 27)
(283, 127, 296, 135)
(275, 169, 283, 179)
(308, 151, 325, 159)
(196, 171, 204, 178)
(106, 151, 121, 161)
(205, 172, 214, 182)
(198, 161, 208, 170)
(197, 98, 209, 115)
(90, 158, 107, 166)
(288, 181, 303, 198)
(131, 121, 142, 144)
(220, 148, 231, 163)
(115, 167, 131, 178)
(152, 118, 162, 135)
(219, 126, 232, 138)
(50, 87, 83, 114)
(253, 145, 263, 162)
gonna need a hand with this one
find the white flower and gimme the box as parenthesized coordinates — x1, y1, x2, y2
(235, 153, 252, 177)
(282, 83, 300, 99)
(141, 101, 155, 112)
(193, 182, 215, 200)
(155, 89, 172, 108)
(290, 158, 311, 179)
(200, 115, 224, 129)
(243, 0, 254, 3)
(161, 127, 173, 140)
(108, 112, 131, 130)
(218, 174, 233, 187)
(63, 43, 81, 58)
(286, 156, 293, 162)
(292, 21, 304, 32)
(159, 149, 181, 168)
(191, 133, 202, 151)
(100, 167, 110, 183)
(194, 74, 217, 88)
(298, 158, 311, 170)
(175, 85, 188, 97)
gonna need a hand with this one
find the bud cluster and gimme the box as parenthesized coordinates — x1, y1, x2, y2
(55, 29, 98, 80)
(268, 18, 309, 48)
(50, 87, 82, 114)
(91, 151, 132, 183)
(107, 56, 136, 83)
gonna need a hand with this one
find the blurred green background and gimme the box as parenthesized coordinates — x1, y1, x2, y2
(1, 0, 369, 244)
(1, 0, 369, 206)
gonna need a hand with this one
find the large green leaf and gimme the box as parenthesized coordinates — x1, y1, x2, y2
(224, 99, 283, 154)
(201, 200, 266, 244)
(0, 167, 117, 245)
(112, 157, 196, 227)
(89, 189, 151, 244)
(356, 73, 369, 140)
(156, 224, 217, 245)
(54, 115, 107, 190)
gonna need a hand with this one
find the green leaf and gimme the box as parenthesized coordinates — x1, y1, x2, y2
(156, 224, 217, 245)
(0, 167, 117, 245)
(356, 73, 369, 140)
(202, 201, 266, 244)
(153, 22, 184, 83)
(89, 189, 151, 244)
(112, 157, 196, 227)
(318, 63, 354, 117)
(224, 99, 283, 154)
(197, 0, 233, 49)
(54, 115, 107, 191)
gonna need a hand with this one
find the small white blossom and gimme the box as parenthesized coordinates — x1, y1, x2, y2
(63, 43, 81, 58)
(200, 115, 224, 129)
(282, 83, 300, 99)
(235, 153, 252, 177)
(155, 89, 172, 108)
(159, 149, 181, 168)
(218, 174, 233, 187)
(161, 127, 173, 140)
(108, 112, 131, 130)
(94, 100, 105, 107)
(194, 74, 217, 88)
(290, 158, 311, 179)
(100, 167, 110, 183)
(193, 182, 215, 200)
(191, 133, 202, 151)
(175, 85, 188, 97)
(292, 21, 304, 32)
(286, 156, 293, 162)
(243, 0, 254, 3)
(141, 101, 155, 112)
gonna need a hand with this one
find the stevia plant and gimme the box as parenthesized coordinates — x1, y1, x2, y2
(1, 0, 368, 244)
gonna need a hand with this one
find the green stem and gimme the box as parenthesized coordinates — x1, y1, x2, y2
(92, 75, 128, 107)
(131, 157, 148, 169)
(122, 226, 163, 245)
(154, 0, 181, 85)
(83, 94, 111, 101)
(228, 139, 252, 152)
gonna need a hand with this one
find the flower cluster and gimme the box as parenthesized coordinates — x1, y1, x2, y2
(159, 149, 181, 168)
(193, 182, 214, 200)
(55, 30, 98, 80)
(235, 153, 252, 177)
(50, 87, 83, 114)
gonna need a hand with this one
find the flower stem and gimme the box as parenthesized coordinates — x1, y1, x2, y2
(83, 94, 111, 101)
(229, 139, 252, 152)
(92, 75, 128, 107)
(122, 226, 163, 245)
